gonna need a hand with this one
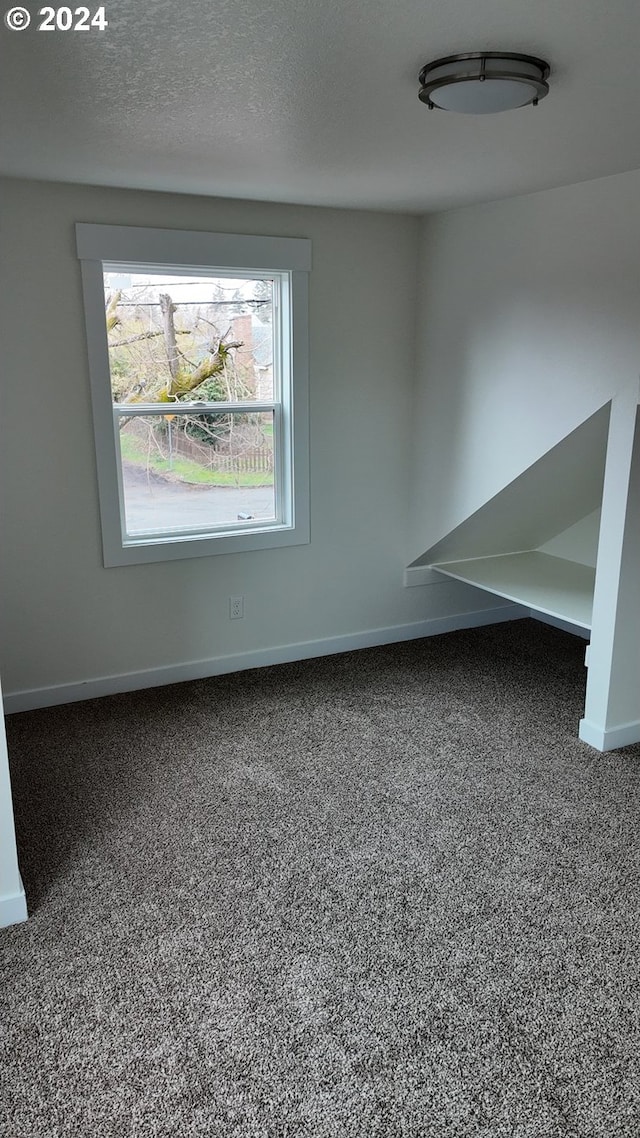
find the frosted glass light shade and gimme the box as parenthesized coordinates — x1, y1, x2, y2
(418, 53, 550, 114)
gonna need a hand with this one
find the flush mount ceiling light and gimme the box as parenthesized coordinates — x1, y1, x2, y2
(418, 52, 550, 114)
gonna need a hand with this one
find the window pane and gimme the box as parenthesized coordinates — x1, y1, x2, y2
(118, 412, 276, 538)
(104, 271, 274, 405)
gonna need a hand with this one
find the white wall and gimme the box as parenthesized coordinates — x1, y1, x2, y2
(410, 168, 640, 561)
(539, 510, 601, 568)
(0, 673, 26, 926)
(4, 169, 640, 711)
(0, 177, 506, 707)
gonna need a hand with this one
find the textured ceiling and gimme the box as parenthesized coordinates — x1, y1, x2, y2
(1, 0, 640, 212)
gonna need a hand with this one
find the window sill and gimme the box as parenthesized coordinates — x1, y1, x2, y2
(103, 520, 310, 567)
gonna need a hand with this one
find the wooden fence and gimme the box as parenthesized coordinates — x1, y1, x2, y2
(169, 428, 273, 473)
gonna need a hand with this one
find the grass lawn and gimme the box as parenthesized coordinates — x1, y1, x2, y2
(120, 431, 274, 488)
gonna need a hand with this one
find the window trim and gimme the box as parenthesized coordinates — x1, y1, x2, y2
(76, 224, 310, 566)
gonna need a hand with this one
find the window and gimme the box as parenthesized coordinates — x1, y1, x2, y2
(77, 224, 310, 566)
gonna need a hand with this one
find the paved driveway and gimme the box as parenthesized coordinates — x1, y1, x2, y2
(122, 463, 275, 533)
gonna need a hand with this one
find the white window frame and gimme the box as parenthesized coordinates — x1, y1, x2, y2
(76, 223, 311, 566)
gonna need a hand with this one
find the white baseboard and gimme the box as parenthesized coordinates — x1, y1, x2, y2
(3, 603, 526, 714)
(579, 718, 640, 752)
(0, 880, 27, 929)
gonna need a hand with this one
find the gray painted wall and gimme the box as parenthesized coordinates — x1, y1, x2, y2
(3, 169, 640, 703)
(410, 167, 640, 562)
(0, 178, 498, 702)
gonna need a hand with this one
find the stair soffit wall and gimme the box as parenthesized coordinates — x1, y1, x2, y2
(413, 401, 611, 566)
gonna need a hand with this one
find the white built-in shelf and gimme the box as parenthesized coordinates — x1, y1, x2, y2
(431, 551, 595, 631)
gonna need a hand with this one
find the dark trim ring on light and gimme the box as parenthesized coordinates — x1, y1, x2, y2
(418, 52, 550, 113)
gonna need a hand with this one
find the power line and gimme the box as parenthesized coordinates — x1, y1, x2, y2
(114, 300, 271, 308)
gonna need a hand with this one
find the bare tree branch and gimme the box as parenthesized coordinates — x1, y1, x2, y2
(160, 293, 180, 382)
(176, 345, 199, 370)
(107, 290, 245, 411)
(106, 291, 121, 331)
(110, 329, 190, 348)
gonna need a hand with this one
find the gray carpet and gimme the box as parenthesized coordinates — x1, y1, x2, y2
(2, 619, 640, 1137)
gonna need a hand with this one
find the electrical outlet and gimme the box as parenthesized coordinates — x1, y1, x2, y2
(229, 595, 244, 620)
